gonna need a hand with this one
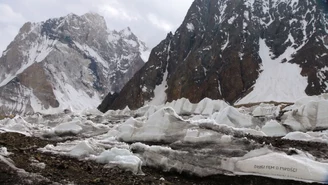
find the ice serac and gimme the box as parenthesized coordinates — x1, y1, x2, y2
(0, 13, 148, 115)
(99, 0, 328, 112)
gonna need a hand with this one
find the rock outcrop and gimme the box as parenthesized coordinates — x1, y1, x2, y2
(99, 0, 328, 112)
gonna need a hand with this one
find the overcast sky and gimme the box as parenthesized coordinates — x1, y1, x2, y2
(0, 0, 194, 53)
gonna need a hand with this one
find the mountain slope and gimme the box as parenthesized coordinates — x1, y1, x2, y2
(0, 13, 148, 114)
(99, 0, 328, 112)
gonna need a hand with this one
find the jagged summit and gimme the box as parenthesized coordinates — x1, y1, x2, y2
(120, 27, 132, 36)
(99, 0, 328, 112)
(0, 13, 148, 115)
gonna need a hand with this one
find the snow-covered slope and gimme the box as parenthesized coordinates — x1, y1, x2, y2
(100, 0, 328, 111)
(0, 13, 149, 115)
(236, 38, 308, 104)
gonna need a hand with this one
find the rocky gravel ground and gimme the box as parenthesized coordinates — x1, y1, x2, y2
(0, 132, 324, 185)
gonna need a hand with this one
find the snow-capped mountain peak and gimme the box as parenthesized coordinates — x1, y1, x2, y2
(0, 13, 148, 115)
(120, 27, 133, 37)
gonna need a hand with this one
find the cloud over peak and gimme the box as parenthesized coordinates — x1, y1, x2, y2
(0, 0, 193, 53)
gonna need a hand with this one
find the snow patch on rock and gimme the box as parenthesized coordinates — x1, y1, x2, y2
(237, 38, 308, 104)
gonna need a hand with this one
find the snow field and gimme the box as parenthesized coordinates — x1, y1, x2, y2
(237, 38, 308, 104)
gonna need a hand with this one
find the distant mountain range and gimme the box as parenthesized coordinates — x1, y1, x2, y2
(0, 12, 148, 114)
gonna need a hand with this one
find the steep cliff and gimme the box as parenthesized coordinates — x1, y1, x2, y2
(99, 0, 328, 112)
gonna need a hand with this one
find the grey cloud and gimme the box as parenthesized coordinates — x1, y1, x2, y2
(0, 0, 193, 53)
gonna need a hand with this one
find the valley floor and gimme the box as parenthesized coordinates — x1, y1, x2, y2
(0, 132, 324, 185)
(1, 97, 328, 184)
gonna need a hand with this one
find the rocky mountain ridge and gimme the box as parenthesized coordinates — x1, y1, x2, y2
(99, 0, 328, 112)
(0, 12, 148, 115)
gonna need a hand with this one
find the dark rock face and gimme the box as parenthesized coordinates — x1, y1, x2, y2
(18, 63, 59, 109)
(100, 0, 328, 112)
(98, 92, 119, 113)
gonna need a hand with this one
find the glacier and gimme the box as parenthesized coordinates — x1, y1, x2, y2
(1, 95, 328, 183)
